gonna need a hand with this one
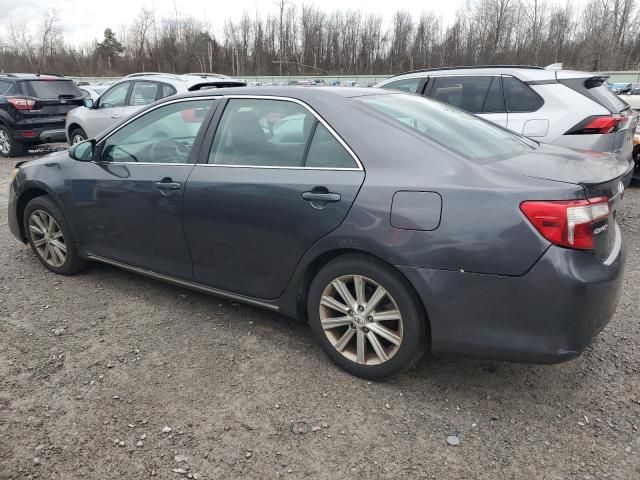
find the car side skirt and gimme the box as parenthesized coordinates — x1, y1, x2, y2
(87, 255, 280, 311)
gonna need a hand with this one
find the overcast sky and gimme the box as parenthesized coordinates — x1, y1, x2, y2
(0, 0, 585, 45)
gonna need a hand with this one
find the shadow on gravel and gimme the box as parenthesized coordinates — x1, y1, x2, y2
(78, 261, 584, 398)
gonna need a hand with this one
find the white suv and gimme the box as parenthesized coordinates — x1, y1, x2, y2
(66, 73, 245, 144)
(375, 65, 638, 181)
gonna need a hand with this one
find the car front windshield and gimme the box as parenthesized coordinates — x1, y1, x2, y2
(356, 93, 537, 163)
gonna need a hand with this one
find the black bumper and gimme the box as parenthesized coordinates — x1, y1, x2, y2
(398, 224, 625, 363)
(13, 126, 67, 144)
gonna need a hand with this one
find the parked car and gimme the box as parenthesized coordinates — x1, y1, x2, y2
(375, 65, 638, 183)
(618, 85, 640, 110)
(78, 84, 108, 102)
(0, 73, 85, 157)
(9, 87, 630, 378)
(65, 72, 246, 144)
(609, 82, 632, 94)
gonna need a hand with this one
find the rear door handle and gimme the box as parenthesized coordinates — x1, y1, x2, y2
(301, 191, 341, 202)
(154, 181, 181, 191)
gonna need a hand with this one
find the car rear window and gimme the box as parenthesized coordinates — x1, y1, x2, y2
(356, 93, 536, 162)
(560, 77, 629, 113)
(21, 80, 82, 99)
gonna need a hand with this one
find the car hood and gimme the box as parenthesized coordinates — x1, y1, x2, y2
(486, 143, 631, 187)
(16, 149, 70, 169)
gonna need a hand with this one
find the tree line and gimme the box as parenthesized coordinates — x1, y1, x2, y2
(1, 0, 639, 78)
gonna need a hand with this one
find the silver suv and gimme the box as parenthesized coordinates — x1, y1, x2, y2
(65, 73, 245, 144)
(375, 65, 638, 182)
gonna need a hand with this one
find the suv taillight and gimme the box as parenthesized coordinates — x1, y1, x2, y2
(520, 197, 610, 250)
(566, 115, 626, 135)
(7, 98, 36, 111)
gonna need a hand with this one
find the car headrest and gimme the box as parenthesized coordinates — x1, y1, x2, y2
(230, 111, 268, 151)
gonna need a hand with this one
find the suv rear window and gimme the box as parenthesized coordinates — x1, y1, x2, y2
(21, 80, 82, 99)
(357, 93, 536, 162)
(560, 77, 629, 113)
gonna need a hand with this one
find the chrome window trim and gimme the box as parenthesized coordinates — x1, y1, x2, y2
(207, 95, 364, 171)
(95, 94, 364, 171)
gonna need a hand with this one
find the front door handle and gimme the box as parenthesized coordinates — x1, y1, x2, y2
(302, 191, 341, 202)
(111, 114, 120, 119)
(154, 179, 181, 191)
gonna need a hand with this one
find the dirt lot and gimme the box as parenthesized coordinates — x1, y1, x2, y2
(0, 147, 639, 480)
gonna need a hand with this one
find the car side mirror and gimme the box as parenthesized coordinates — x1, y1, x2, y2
(69, 139, 95, 161)
(84, 98, 94, 108)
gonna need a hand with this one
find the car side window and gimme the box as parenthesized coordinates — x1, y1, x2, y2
(99, 82, 130, 108)
(160, 83, 177, 99)
(0, 80, 11, 95)
(208, 99, 316, 167)
(305, 123, 357, 168)
(100, 100, 214, 164)
(482, 77, 505, 113)
(129, 81, 159, 106)
(502, 76, 544, 112)
(380, 78, 421, 93)
(428, 76, 493, 114)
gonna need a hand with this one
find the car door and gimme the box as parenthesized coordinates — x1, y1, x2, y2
(87, 81, 132, 137)
(182, 97, 365, 300)
(69, 98, 218, 278)
(424, 75, 508, 127)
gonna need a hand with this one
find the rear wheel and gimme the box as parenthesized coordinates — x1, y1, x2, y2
(70, 127, 87, 145)
(307, 254, 428, 379)
(0, 125, 26, 158)
(23, 196, 88, 275)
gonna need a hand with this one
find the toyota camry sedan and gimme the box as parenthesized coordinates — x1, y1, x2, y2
(8, 87, 631, 379)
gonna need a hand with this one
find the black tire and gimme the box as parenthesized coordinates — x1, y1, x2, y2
(307, 254, 428, 379)
(23, 195, 88, 275)
(0, 125, 26, 158)
(69, 127, 88, 146)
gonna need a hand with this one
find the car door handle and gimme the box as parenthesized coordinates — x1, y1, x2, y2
(111, 114, 120, 119)
(301, 191, 341, 202)
(154, 181, 181, 190)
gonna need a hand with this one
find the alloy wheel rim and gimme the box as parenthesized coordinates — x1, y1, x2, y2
(72, 134, 86, 144)
(0, 130, 10, 154)
(319, 274, 403, 366)
(28, 210, 67, 268)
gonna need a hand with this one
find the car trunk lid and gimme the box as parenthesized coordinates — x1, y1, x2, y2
(488, 144, 629, 260)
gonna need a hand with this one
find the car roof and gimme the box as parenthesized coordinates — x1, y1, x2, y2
(169, 86, 388, 101)
(122, 72, 245, 88)
(377, 65, 599, 84)
(0, 73, 69, 80)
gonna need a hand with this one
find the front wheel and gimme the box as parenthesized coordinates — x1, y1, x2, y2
(23, 196, 88, 275)
(307, 254, 428, 379)
(70, 127, 88, 145)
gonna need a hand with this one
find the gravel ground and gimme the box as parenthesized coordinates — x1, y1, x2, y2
(0, 147, 639, 480)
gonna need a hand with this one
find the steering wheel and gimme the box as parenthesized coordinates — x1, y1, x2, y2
(149, 138, 190, 163)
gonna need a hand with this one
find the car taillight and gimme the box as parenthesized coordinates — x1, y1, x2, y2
(520, 197, 610, 250)
(7, 98, 36, 111)
(566, 115, 626, 135)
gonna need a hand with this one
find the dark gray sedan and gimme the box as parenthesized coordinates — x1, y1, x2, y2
(7, 87, 631, 378)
